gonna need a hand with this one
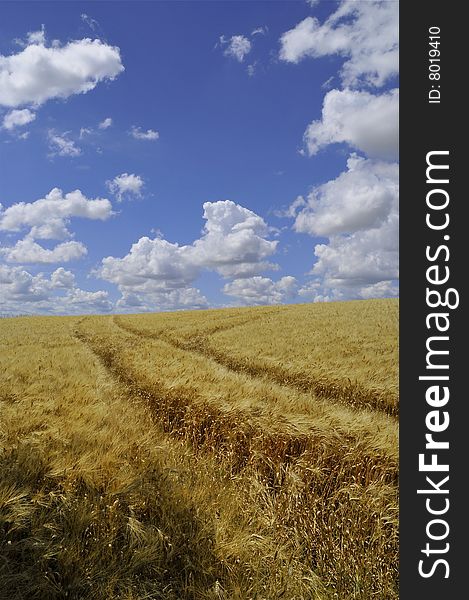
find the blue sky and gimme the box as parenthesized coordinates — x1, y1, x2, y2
(0, 0, 399, 315)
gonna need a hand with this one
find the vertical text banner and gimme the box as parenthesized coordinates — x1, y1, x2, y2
(400, 1, 465, 598)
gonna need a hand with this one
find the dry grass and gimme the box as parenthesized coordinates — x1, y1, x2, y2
(0, 299, 398, 599)
(115, 300, 398, 416)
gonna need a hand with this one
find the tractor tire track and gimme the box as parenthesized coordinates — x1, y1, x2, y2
(73, 318, 398, 599)
(113, 315, 398, 418)
(73, 319, 397, 487)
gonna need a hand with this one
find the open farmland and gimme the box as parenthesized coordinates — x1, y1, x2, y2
(0, 299, 398, 600)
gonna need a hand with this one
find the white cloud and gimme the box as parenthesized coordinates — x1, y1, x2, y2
(359, 280, 399, 300)
(99, 117, 112, 129)
(106, 173, 144, 202)
(65, 288, 112, 312)
(274, 195, 306, 219)
(0, 264, 112, 315)
(223, 276, 297, 306)
(100, 236, 209, 312)
(251, 27, 268, 36)
(50, 266, 75, 288)
(81, 14, 100, 32)
(98, 200, 278, 310)
(311, 211, 398, 298)
(286, 155, 398, 300)
(100, 237, 196, 290)
(293, 155, 398, 236)
(130, 126, 159, 140)
(116, 287, 208, 313)
(48, 130, 81, 157)
(0, 187, 111, 264)
(0, 264, 52, 303)
(279, 1, 398, 88)
(190, 201, 278, 278)
(0, 36, 124, 108)
(278, 1, 399, 302)
(79, 127, 93, 139)
(297, 281, 332, 303)
(304, 88, 398, 161)
(224, 35, 252, 62)
(26, 26, 46, 46)
(1, 238, 87, 263)
(0, 187, 113, 238)
(2, 108, 36, 130)
(78, 117, 111, 137)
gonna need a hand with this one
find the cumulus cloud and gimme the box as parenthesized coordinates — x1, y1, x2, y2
(359, 280, 399, 300)
(0, 264, 52, 304)
(297, 281, 332, 303)
(1, 238, 87, 263)
(0, 187, 112, 265)
(50, 266, 75, 288)
(100, 238, 209, 311)
(26, 26, 46, 46)
(279, 0, 398, 88)
(99, 117, 112, 129)
(65, 288, 112, 313)
(100, 237, 196, 290)
(311, 212, 398, 297)
(190, 201, 278, 278)
(100, 201, 277, 290)
(277, 1, 399, 302)
(0, 187, 113, 238)
(2, 108, 36, 130)
(293, 155, 398, 236)
(116, 287, 208, 313)
(48, 130, 81, 157)
(130, 126, 159, 140)
(223, 276, 297, 305)
(0, 264, 112, 315)
(304, 88, 398, 161)
(223, 35, 252, 62)
(106, 173, 144, 201)
(98, 200, 278, 310)
(0, 35, 124, 108)
(285, 155, 398, 299)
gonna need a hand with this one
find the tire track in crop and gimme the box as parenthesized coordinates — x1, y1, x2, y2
(113, 315, 398, 418)
(74, 319, 397, 486)
(73, 318, 398, 599)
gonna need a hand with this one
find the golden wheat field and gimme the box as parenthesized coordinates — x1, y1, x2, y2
(0, 299, 398, 600)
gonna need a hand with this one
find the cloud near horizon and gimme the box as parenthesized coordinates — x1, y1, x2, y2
(0, 264, 112, 315)
(279, 0, 399, 302)
(98, 200, 281, 309)
(289, 155, 398, 300)
(0, 187, 113, 265)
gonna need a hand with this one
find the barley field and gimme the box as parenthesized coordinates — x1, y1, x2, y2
(0, 299, 398, 600)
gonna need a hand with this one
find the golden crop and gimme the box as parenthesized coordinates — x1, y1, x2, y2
(0, 299, 398, 599)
